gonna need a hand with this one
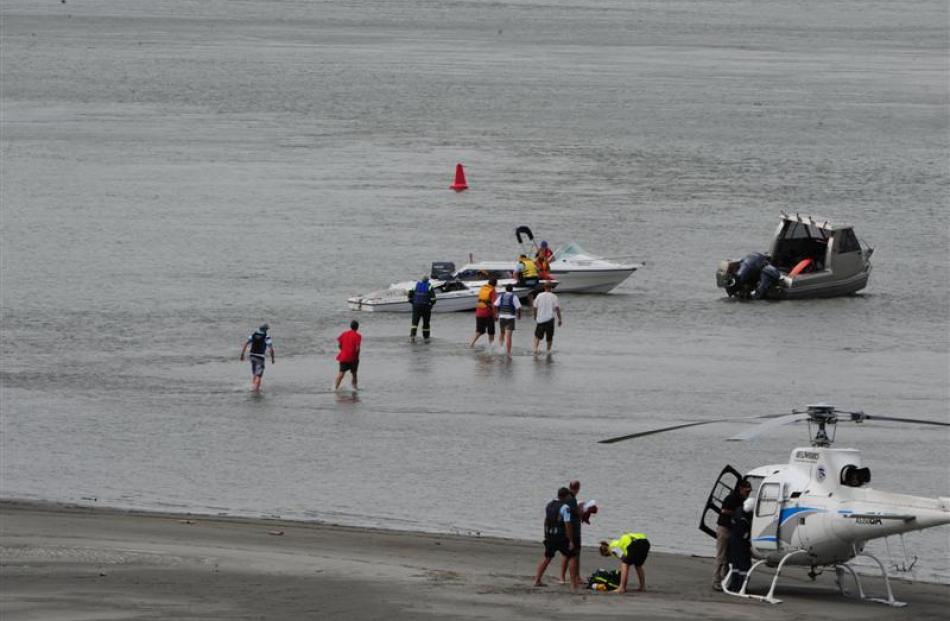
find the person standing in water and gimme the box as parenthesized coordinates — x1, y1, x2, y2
(532, 282, 562, 355)
(469, 277, 498, 349)
(494, 284, 522, 357)
(408, 275, 436, 343)
(334, 320, 362, 391)
(240, 324, 275, 391)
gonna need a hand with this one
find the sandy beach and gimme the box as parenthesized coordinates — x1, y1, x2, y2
(1, 501, 947, 620)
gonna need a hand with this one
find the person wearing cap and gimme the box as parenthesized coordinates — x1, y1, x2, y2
(535, 240, 553, 280)
(334, 320, 362, 391)
(240, 323, 275, 391)
(558, 480, 582, 585)
(598, 532, 650, 593)
(408, 275, 437, 343)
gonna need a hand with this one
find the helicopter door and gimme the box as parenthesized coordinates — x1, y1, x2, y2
(698, 464, 743, 538)
(751, 481, 782, 551)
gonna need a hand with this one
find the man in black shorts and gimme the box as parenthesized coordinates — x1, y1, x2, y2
(599, 532, 650, 593)
(533, 487, 578, 590)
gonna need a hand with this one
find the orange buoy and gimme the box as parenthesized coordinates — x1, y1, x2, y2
(450, 163, 468, 192)
(789, 258, 813, 277)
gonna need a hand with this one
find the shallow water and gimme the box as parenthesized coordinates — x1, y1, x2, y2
(2, 0, 948, 581)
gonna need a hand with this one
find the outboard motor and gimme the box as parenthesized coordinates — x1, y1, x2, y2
(724, 253, 768, 298)
(752, 264, 781, 299)
(430, 262, 455, 281)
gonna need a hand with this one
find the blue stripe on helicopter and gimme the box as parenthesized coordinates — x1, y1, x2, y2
(753, 536, 777, 542)
(779, 506, 824, 525)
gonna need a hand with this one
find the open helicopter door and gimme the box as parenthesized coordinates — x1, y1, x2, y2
(699, 464, 743, 538)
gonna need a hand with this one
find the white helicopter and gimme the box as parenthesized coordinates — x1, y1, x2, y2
(599, 404, 950, 607)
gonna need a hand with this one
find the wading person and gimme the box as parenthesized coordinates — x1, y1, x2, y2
(469, 277, 498, 348)
(408, 275, 436, 343)
(532, 282, 562, 355)
(533, 487, 579, 590)
(598, 532, 650, 594)
(494, 284, 522, 357)
(239, 323, 275, 392)
(334, 320, 361, 391)
(713, 479, 752, 591)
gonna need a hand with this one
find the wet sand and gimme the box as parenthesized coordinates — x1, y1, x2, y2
(1, 501, 947, 620)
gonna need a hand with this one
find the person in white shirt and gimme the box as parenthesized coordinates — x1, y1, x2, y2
(532, 282, 562, 354)
(494, 284, 523, 357)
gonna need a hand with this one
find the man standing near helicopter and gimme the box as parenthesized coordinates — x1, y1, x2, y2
(713, 479, 752, 590)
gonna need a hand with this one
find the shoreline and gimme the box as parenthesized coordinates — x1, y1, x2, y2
(2, 500, 947, 620)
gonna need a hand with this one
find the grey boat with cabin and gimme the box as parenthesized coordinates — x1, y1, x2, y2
(716, 214, 873, 300)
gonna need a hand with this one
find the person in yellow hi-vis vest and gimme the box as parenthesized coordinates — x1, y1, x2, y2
(598, 532, 650, 593)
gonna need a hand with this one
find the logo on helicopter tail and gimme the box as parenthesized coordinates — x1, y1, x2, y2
(815, 465, 827, 482)
(795, 450, 820, 462)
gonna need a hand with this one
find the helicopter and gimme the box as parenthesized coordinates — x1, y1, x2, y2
(599, 404, 950, 606)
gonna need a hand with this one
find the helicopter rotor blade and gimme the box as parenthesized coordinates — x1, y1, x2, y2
(598, 420, 727, 444)
(598, 412, 795, 445)
(842, 411, 950, 427)
(727, 413, 810, 442)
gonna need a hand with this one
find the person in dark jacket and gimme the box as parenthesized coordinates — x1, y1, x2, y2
(408, 276, 437, 343)
(239, 324, 275, 392)
(533, 487, 578, 590)
(726, 498, 754, 592)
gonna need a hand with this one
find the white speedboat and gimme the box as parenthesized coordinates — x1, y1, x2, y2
(347, 279, 479, 313)
(348, 263, 534, 313)
(546, 242, 640, 293)
(453, 227, 641, 294)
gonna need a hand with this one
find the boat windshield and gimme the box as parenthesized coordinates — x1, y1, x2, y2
(553, 242, 587, 261)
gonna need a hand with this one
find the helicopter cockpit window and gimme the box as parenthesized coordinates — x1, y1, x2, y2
(840, 465, 871, 487)
(756, 482, 780, 517)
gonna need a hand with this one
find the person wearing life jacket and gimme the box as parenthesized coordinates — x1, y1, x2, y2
(239, 323, 275, 392)
(493, 283, 523, 357)
(514, 254, 539, 288)
(598, 532, 651, 593)
(469, 277, 498, 349)
(533, 487, 579, 589)
(535, 240, 554, 280)
(407, 275, 437, 343)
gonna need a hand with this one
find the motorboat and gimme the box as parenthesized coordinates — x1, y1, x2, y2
(716, 213, 873, 300)
(453, 226, 640, 294)
(347, 263, 533, 313)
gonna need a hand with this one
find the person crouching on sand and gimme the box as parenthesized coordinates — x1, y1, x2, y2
(599, 532, 650, 594)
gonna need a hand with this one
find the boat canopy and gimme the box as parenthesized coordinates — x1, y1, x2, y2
(779, 213, 853, 232)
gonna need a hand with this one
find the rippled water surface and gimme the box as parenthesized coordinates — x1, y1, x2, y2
(2, 0, 948, 581)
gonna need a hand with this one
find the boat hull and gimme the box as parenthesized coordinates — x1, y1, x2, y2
(547, 266, 638, 293)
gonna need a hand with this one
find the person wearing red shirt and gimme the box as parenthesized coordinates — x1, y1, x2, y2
(334, 320, 362, 391)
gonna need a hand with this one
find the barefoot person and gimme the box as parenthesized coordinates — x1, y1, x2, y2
(240, 324, 275, 392)
(599, 532, 651, 594)
(469, 278, 498, 348)
(534, 487, 579, 590)
(532, 282, 562, 355)
(558, 480, 582, 585)
(334, 320, 361, 391)
(494, 284, 522, 357)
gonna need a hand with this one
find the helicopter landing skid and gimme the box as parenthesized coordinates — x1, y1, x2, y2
(721, 549, 809, 604)
(834, 549, 907, 607)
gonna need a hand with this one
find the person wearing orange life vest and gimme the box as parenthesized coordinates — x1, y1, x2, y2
(469, 277, 498, 348)
(535, 240, 554, 280)
(598, 532, 651, 594)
